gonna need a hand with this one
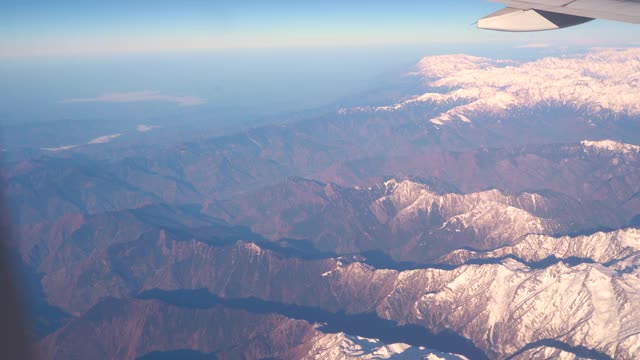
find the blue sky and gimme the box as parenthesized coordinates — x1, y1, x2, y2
(1, 0, 637, 57)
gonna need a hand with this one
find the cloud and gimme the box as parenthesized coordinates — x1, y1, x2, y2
(62, 91, 205, 107)
(136, 124, 161, 133)
(87, 133, 121, 144)
(515, 43, 552, 49)
(41, 145, 79, 152)
(41, 133, 123, 152)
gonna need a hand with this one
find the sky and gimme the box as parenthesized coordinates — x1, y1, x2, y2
(0, 0, 638, 128)
(1, 0, 637, 57)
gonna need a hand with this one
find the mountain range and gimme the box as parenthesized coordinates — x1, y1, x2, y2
(4, 48, 640, 359)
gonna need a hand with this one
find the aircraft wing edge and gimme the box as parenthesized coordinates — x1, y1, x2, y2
(478, 7, 594, 32)
(489, 0, 640, 25)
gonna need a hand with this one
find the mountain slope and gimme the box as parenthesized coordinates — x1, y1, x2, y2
(208, 177, 623, 262)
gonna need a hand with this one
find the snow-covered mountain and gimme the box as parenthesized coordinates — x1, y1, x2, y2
(413, 54, 513, 79)
(325, 252, 640, 359)
(304, 332, 468, 360)
(347, 48, 640, 125)
(439, 228, 640, 267)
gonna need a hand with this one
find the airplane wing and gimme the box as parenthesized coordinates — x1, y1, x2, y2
(478, 0, 640, 31)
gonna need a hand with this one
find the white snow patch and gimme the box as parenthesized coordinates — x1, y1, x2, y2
(243, 242, 262, 255)
(321, 269, 334, 277)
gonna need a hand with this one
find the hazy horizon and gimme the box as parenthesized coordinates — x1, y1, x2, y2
(1, 43, 628, 128)
(2, 0, 638, 127)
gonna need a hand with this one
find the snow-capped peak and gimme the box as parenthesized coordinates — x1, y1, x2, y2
(581, 139, 640, 154)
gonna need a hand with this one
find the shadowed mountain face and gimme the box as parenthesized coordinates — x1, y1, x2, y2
(5, 50, 640, 359)
(16, 203, 227, 275)
(37, 298, 317, 360)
